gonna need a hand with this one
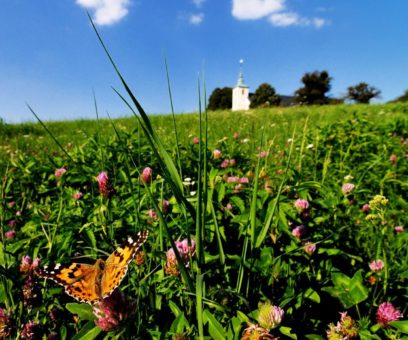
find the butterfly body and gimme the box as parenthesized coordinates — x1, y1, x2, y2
(36, 231, 148, 304)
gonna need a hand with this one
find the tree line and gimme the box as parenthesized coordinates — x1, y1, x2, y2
(208, 70, 408, 110)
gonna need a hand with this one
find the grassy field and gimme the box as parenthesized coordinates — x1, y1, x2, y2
(0, 102, 407, 339)
(1, 102, 407, 164)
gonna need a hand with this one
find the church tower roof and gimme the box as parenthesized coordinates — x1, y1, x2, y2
(235, 59, 248, 88)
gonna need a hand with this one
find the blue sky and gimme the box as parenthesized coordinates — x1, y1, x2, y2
(1, 0, 407, 123)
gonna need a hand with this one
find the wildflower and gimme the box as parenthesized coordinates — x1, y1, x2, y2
(241, 138, 250, 144)
(140, 167, 152, 184)
(220, 159, 230, 168)
(326, 312, 358, 340)
(389, 153, 397, 165)
(192, 137, 200, 144)
(344, 174, 354, 181)
(306, 144, 314, 149)
(93, 289, 136, 331)
(361, 203, 370, 213)
(369, 195, 388, 209)
(164, 248, 179, 276)
(97, 171, 114, 198)
(376, 302, 403, 327)
(395, 225, 404, 234)
(341, 183, 355, 195)
(72, 191, 83, 200)
(368, 276, 377, 285)
(20, 256, 33, 273)
(258, 151, 268, 158)
(5, 230, 16, 239)
(229, 159, 237, 166)
(304, 242, 316, 255)
(16, 210, 22, 216)
(0, 308, 13, 339)
(21, 320, 42, 339)
(134, 250, 146, 266)
(258, 302, 284, 331)
(292, 225, 305, 239)
(240, 177, 249, 184)
(369, 259, 384, 272)
(165, 238, 196, 276)
(23, 274, 42, 308)
(234, 183, 244, 193)
(213, 149, 222, 159)
(225, 203, 233, 211)
(241, 324, 274, 340)
(294, 199, 309, 211)
(147, 209, 158, 224)
(161, 199, 170, 214)
(233, 132, 240, 139)
(227, 176, 239, 183)
(7, 201, 15, 208)
(20, 256, 40, 274)
(54, 168, 66, 178)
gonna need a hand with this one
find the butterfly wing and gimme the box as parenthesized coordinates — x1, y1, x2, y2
(101, 230, 149, 297)
(36, 262, 100, 303)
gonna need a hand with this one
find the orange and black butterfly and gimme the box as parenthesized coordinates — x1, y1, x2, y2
(36, 230, 148, 304)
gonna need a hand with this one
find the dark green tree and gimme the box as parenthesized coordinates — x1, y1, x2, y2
(391, 89, 408, 102)
(207, 87, 232, 110)
(250, 83, 281, 108)
(346, 82, 381, 104)
(294, 70, 332, 105)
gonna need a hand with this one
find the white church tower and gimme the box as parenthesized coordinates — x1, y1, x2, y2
(232, 59, 250, 111)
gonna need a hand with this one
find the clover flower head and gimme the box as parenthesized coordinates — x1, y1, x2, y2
(294, 199, 309, 211)
(369, 259, 384, 272)
(376, 302, 403, 327)
(257, 302, 284, 331)
(141, 167, 152, 183)
(5, 230, 16, 239)
(93, 289, 136, 331)
(395, 225, 404, 234)
(292, 225, 305, 239)
(304, 242, 316, 255)
(54, 168, 66, 178)
(341, 183, 355, 195)
(213, 149, 222, 159)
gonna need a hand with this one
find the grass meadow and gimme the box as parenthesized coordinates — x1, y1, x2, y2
(0, 99, 407, 339)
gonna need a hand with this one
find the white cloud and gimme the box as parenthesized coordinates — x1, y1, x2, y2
(232, 0, 285, 20)
(269, 11, 299, 27)
(192, 0, 205, 8)
(232, 0, 328, 28)
(269, 12, 327, 28)
(313, 18, 327, 28)
(190, 13, 204, 25)
(76, 0, 130, 26)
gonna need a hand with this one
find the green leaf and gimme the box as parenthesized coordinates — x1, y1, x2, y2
(66, 303, 96, 321)
(227, 316, 244, 340)
(389, 320, 408, 334)
(71, 321, 102, 340)
(304, 287, 320, 303)
(170, 312, 190, 334)
(279, 326, 297, 339)
(321, 270, 368, 308)
(203, 309, 227, 340)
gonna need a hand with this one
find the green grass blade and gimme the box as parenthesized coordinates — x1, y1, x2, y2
(255, 128, 295, 248)
(27, 104, 74, 163)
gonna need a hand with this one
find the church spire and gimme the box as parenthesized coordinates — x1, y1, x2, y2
(236, 59, 248, 88)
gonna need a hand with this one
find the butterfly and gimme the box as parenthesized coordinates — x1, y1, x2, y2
(36, 230, 148, 304)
